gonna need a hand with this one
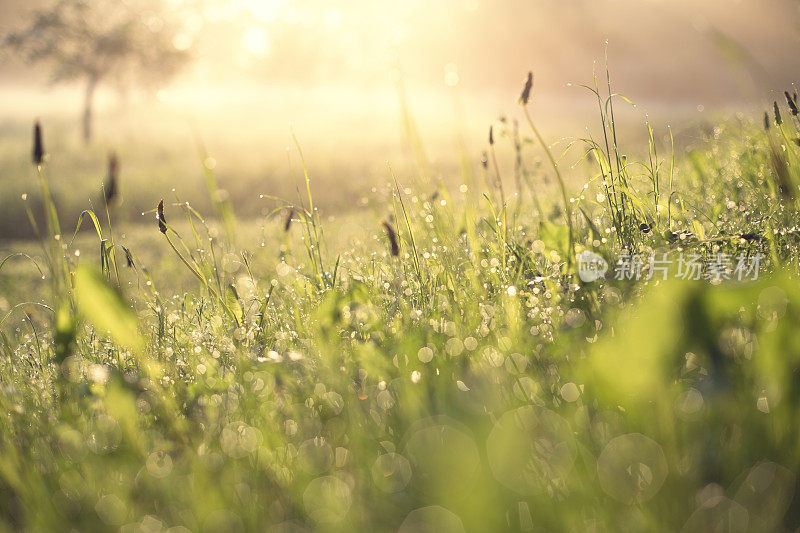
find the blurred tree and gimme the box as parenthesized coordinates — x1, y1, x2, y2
(3, 0, 193, 143)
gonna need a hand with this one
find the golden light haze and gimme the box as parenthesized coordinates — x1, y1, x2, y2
(0, 0, 798, 200)
(3, 0, 799, 108)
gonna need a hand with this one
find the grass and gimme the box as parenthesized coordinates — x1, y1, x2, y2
(1, 70, 800, 532)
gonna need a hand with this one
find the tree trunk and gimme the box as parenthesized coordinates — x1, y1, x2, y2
(82, 76, 98, 144)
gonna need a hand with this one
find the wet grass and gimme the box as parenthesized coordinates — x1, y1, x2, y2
(1, 73, 800, 532)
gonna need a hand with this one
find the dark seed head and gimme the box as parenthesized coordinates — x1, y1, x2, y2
(786, 91, 799, 116)
(740, 232, 763, 242)
(104, 152, 118, 204)
(382, 221, 399, 257)
(32, 121, 44, 166)
(519, 71, 533, 106)
(124, 247, 134, 267)
(764, 111, 770, 131)
(488, 125, 494, 146)
(157, 200, 167, 234)
(109, 151, 118, 174)
(774, 101, 783, 126)
(284, 208, 294, 232)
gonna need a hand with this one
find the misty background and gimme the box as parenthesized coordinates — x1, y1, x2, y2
(3, 0, 798, 111)
(0, 0, 798, 238)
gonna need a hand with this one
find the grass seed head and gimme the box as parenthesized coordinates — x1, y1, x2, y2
(769, 143, 794, 199)
(157, 199, 167, 234)
(104, 152, 118, 204)
(519, 71, 533, 105)
(786, 91, 799, 116)
(284, 208, 294, 232)
(764, 111, 770, 131)
(774, 101, 783, 126)
(32, 120, 44, 166)
(124, 247, 134, 268)
(489, 125, 494, 146)
(382, 221, 400, 256)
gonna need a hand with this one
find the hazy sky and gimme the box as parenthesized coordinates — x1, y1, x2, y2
(1, 0, 798, 148)
(2, 0, 798, 101)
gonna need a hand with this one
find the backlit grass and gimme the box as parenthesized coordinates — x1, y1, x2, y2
(1, 72, 800, 532)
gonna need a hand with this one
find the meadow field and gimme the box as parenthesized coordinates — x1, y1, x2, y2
(1, 66, 800, 532)
(3, 0, 800, 531)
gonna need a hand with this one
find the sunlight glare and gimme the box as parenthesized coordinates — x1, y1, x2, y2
(243, 25, 270, 56)
(238, 0, 290, 22)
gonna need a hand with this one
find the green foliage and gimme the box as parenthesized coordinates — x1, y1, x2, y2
(53, 304, 76, 363)
(538, 220, 570, 265)
(4, 76, 800, 531)
(74, 265, 143, 354)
